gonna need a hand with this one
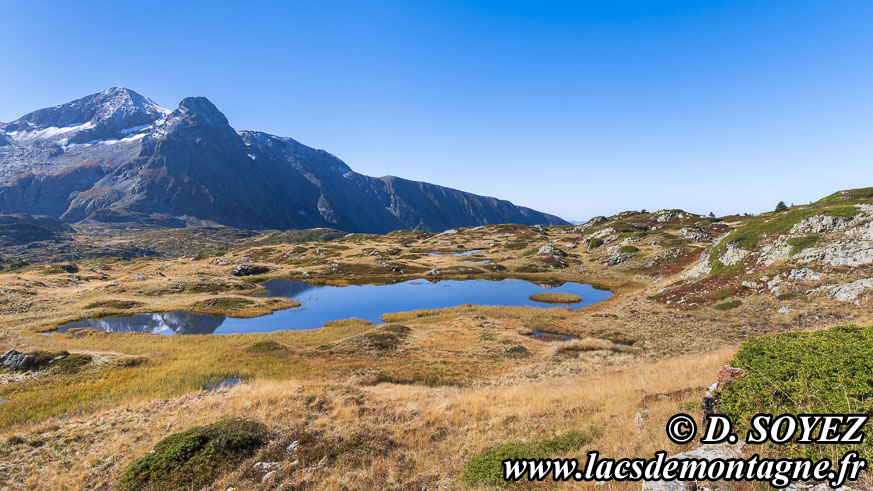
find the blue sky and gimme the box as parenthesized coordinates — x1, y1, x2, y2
(2, 1, 871, 221)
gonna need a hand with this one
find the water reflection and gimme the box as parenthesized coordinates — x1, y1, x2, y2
(54, 279, 611, 335)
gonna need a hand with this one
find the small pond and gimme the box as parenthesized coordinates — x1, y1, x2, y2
(54, 278, 611, 335)
(426, 249, 485, 256)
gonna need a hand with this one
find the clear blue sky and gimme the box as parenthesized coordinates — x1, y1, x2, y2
(2, 1, 871, 221)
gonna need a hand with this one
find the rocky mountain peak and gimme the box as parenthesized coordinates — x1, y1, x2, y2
(173, 96, 230, 128)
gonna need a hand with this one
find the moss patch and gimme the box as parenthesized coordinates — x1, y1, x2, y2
(463, 431, 592, 487)
(120, 418, 268, 490)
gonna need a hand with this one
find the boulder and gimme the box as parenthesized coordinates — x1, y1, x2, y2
(232, 264, 270, 277)
(0, 349, 35, 371)
(827, 278, 873, 302)
(678, 227, 710, 242)
(59, 263, 79, 273)
(537, 244, 567, 257)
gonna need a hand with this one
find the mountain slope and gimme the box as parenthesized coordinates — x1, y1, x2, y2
(0, 88, 567, 232)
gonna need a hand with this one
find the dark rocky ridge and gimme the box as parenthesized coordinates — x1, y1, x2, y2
(0, 88, 567, 233)
(0, 214, 74, 246)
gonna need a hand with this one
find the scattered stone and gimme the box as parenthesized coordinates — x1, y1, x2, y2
(605, 254, 632, 266)
(787, 268, 821, 282)
(678, 226, 710, 242)
(253, 462, 279, 472)
(212, 257, 230, 266)
(426, 269, 440, 276)
(777, 306, 791, 314)
(634, 410, 650, 429)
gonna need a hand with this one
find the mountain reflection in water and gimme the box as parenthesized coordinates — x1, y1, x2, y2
(57, 312, 225, 335)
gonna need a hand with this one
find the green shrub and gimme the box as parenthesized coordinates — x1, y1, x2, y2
(710, 287, 735, 301)
(786, 234, 821, 252)
(120, 418, 268, 490)
(775, 201, 788, 212)
(503, 242, 527, 250)
(618, 245, 639, 254)
(719, 325, 873, 462)
(463, 431, 592, 487)
(714, 300, 741, 311)
(588, 238, 604, 250)
(709, 260, 741, 277)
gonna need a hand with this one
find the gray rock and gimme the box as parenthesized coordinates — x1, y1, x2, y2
(537, 244, 567, 256)
(827, 278, 873, 302)
(232, 264, 269, 276)
(642, 443, 745, 490)
(790, 213, 849, 235)
(718, 243, 750, 266)
(678, 226, 710, 242)
(0, 349, 35, 371)
(799, 241, 873, 267)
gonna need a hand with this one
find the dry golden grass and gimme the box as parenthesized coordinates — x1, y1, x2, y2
(1, 346, 734, 490)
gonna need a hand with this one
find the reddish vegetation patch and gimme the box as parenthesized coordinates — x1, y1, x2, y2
(650, 248, 703, 276)
(653, 272, 753, 310)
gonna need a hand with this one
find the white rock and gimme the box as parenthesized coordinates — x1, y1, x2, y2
(799, 241, 873, 267)
(790, 213, 849, 235)
(787, 268, 821, 281)
(718, 243, 750, 266)
(828, 278, 873, 302)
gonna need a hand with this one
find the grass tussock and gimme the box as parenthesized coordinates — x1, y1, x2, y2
(528, 292, 582, 304)
(242, 340, 287, 353)
(120, 418, 268, 490)
(84, 300, 145, 310)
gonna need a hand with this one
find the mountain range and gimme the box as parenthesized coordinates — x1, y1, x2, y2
(0, 88, 566, 232)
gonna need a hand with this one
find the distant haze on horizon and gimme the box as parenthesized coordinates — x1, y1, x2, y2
(2, 0, 871, 223)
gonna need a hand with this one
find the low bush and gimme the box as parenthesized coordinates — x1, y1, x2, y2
(719, 325, 873, 462)
(714, 300, 741, 311)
